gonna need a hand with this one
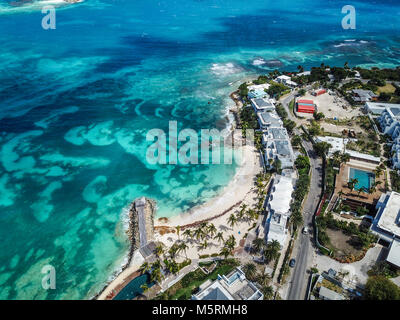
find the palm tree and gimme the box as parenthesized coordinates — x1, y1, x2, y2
(242, 263, 257, 280)
(257, 271, 271, 287)
(225, 235, 236, 251)
(348, 178, 358, 192)
(261, 285, 274, 300)
(193, 228, 204, 241)
(219, 247, 232, 259)
(252, 238, 265, 254)
(264, 240, 281, 263)
(227, 214, 237, 229)
(207, 223, 217, 237)
(139, 262, 151, 274)
(200, 222, 208, 231)
(199, 240, 208, 251)
(338, 190, 344, 200)
(341, 153, 351, 164)
(182, 229, 192, 240)
(168, 244, 178, 259)
(175, 225, 181, 240)
(155, 244, 165, 258)
(150, 267, 163, 283)
(213, 232, 224, 244)
(178, 242, 188, 258)
(290, 211, 303, 231)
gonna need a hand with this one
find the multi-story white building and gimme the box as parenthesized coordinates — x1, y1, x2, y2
(378, 106, 400, 169)
(264, 173, 295, 248)
(191, 267, 263, 300)
(247, 83, 270, 99)
(262, 127, 295, 169)
(257, 111, 283, 130)
(250, 97, 275, 113)
(370, 191, 400, 268)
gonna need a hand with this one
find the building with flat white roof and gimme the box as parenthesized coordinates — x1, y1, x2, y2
(346, 150, 380, 164)
(247, 83, 270, 99)
(275, 75, 297, 88)
(315, 136, 351, 157)
(365, 102, 400, 115)
(264, 174, 295, 247)
(257, 111, 283, 129)
(387, 239, 400, 268)
(371, 191, 400, 244)
(250, 97, 275, 113)
(262, 127, 295, 169)
(191, 267, 263, 300)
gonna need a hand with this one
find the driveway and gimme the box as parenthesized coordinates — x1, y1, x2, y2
(311, 244, 385, 285)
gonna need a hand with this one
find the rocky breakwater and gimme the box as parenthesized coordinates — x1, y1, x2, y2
(92, 197, 156, 300)
(126, 197, 156, 259)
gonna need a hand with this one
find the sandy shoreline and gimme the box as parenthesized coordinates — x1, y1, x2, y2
(155, 143, 261, 228)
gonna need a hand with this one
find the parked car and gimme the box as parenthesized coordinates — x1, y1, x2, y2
(289, 259, 296, 268)
(302, 227, 309, 234)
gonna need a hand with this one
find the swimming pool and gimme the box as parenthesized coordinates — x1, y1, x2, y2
(113, 273, 154, 300)
(349, 168, 375, 192)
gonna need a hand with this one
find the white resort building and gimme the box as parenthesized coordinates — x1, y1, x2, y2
(251, 97, 275, 113)
(370, 191, 400, 268)
(365, 102, 400, 115)
(378, 106, 400, 169)
(262, 127, 295, 169)
(257, 111, 283, 130)
(191, 267, 263, 300)
(264, 173, 295, 248)
(275, 75, 297, 88)
(247, 83, 270, 99)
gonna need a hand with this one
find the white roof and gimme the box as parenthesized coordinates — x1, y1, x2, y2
(387, 239, 400, 267)
(276, 75, 291, 80)
(297, 71, 311, 76)
(316, 136, 346, 155)
(248, 83, 270, 91)
(366, 102, 400, 115)
(377, 191, 400, 237)
(346, 150, 380, 163)
(269, 175, 294, 214)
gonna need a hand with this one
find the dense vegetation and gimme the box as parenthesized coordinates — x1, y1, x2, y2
(364, 276, 400, 300)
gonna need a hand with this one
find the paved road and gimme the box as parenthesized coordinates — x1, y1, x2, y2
(287, 139, 323, 300)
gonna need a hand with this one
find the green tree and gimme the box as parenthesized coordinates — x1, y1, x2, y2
(213, 232, 224, 244)
(228, 214, 238, 229)
(364, 276, 400, 300)
(314, 141, 331, 157)
(242, 263, 257, 280)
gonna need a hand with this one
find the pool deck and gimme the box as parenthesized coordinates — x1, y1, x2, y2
(334, 162, 384, 205)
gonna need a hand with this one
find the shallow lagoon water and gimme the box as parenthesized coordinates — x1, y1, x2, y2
(0, 0, 399, 299)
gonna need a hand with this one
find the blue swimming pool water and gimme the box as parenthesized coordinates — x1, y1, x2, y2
(113, 273, 154, 300)
(349, 168, 375, 192)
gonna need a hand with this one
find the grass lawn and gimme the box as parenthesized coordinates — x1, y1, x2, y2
(377, 83, 396, 94)
(156, 259, 239, 300)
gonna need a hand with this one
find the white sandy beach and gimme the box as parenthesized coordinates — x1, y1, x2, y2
(153, 144, 263, 261)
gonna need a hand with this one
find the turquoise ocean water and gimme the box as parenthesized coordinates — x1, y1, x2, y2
(0, 0, 399, 299)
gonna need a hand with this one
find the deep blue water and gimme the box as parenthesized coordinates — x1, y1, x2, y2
(0, 0, 399, 300)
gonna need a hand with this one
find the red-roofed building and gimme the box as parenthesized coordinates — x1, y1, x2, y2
(297, 104, 315, 113)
